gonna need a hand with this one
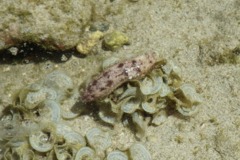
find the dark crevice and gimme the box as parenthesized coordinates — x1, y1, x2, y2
(0, 42, 82, 65)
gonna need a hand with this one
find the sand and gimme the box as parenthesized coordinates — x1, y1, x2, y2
(0, 0, 240, 159)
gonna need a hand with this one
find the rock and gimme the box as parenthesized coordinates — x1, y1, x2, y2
(0, 0, 126, 51)
(103, 31, 130, 51)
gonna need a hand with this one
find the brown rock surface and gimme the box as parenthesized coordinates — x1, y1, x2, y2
(0, 0, 125, 50)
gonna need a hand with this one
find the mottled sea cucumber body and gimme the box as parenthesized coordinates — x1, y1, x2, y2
(81, 52, 160, 103)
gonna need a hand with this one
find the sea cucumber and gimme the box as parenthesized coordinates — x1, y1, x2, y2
(81, 52, 161, 103)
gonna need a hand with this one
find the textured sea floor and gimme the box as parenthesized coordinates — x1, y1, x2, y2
(0, 0, 240, 159)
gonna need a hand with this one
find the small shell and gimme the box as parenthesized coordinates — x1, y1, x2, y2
(20, 88, 43, 109)
(55, 124, 86, 152)
(129, 143, 151, 160)
(131, 112, 146, 138)
(43, 71, 73, 93)
(111, 100, 124, 115)
(176, 104, 198, 116)
(64, 131, 86, 149)
(60, 89, 81, 119)
(37, 100, 61, 122)
(174, 84, 202, 107)
(173, 84, 201, 116)
(17, 83, 43, 104)
(56, 123, 73, 136)
(139, 76, 162, 95)
(155, 97, 167, 110)
(75, 147, 96, 160)
(102, 98, 122, 114)
(99, 106, 119, 125)
(152, 110, 167, 126)
(86, 128, 111, 152)
(3, 143, 34, 160)
(107, 150, 128, 160)
(21, 149, 35, 160)
(161, 60, 182, 87)
(159, 83, 172, 97)
(47, 150, 56, 160)
(61, 111, 80, 120)
(29, 129, 55, 152)
(27, 83, 43, 92)
(24, 87, 57, 109)
(0, 109, 24, 141)
(121, 97, 140, 114)
(141, 95, 158, 114)
(142, 95, 166, 114)
(54, 145, 74, 160)
(118, 84, 137, 100)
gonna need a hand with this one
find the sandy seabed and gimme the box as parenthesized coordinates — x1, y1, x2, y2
(0, 0, 240, 159)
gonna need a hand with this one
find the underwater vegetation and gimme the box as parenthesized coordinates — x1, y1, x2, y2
(82, 53, 202, 137)
(0, 71, 152, 159)
(0, 53, 201, 159)
(0, 71, 83, 159)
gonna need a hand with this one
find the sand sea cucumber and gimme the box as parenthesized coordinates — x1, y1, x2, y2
(81, 52, 164, 103)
